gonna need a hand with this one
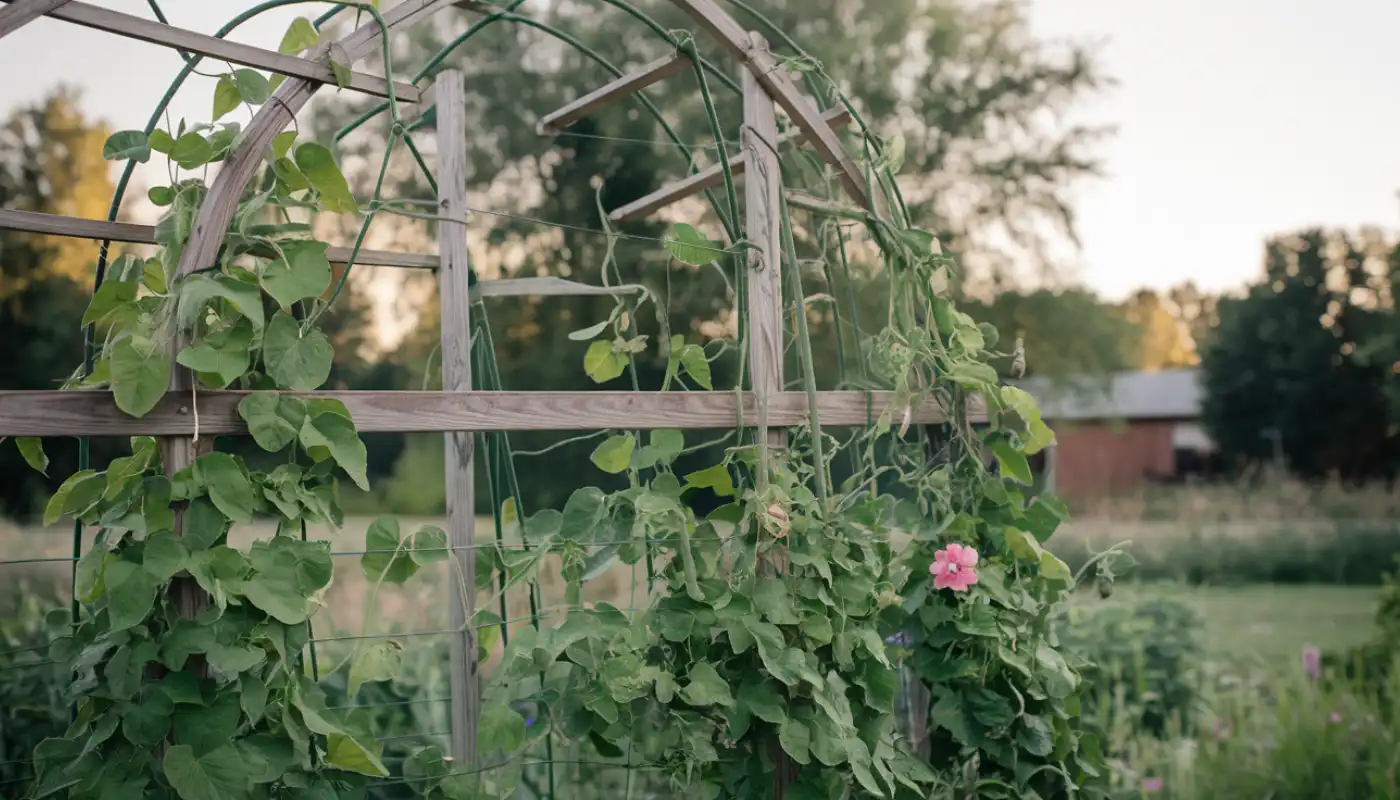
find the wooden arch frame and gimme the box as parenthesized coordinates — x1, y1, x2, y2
(0, 0, 958, 784)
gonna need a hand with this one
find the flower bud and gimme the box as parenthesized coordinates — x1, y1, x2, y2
(765, 502, 790, 539)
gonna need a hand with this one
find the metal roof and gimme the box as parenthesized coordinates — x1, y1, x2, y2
(1018, 369, 1202, 422)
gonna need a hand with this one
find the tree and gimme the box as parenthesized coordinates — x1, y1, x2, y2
(0, 88, 117, 517)
(1119, 288, 1197, 370)
(962, 286, 1141, 381)
(1200, 229, 1398, 479)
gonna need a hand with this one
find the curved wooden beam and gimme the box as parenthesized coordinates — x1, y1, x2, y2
(174, 0, 457, 280)
(668, 0, 870, 211)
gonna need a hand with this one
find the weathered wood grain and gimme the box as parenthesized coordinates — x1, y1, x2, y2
(1, 0, 419, 101)
(0, 209, 439, 269)
(434, 71, 479, 769)
(0, 0, 69, 40)
(608, 106, 851, 223)
(0, 391, 975, 436)
(536, 52, 691, 134)
(742, 36, 786, 454)
(669, 0, 869, 210)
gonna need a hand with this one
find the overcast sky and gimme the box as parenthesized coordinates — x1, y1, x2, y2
(1, 0, 1397, 300)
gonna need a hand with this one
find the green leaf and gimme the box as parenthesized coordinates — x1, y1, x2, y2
(325, 733, 388, 777)
(410, 525, 448, 565)
(82, 279, 138, 326)
(179, 274, 265, 332)
(43, 469, 103, 526)
(110, 338, 172, 418)
(754, 580, 800, 625)
(278, 17, 321, 54)
(991, 440, 1032, 485)
(170, 132, 214, 170)
(328, 58, 352, 90)
(143, 531, 188, 580)
(103, 130, 151, 163)
(238, 392, 306, 452)
(17, 436, 48, 476)
(778, 719, 812, 765)
(299, 406, 369, 489)
(559, 487, 606, 541)
(665, 223, 722, 265)
(149, 186, 175, 206)
(649, 429, 684, 464)
(679, 345, 712, 389)
(240, 538, 331, 624)
(232, 69, 271, 104)
(149, 129, 176, 154)
(261, 240, 331, 308)
(177, 319, 254, 388)
(294, 142, 356, 213)
(213, 75, 241, 121)
(737, 681, 787, 724)
(271, 131, 297, 158)
(583, 340, 627, 383)
(683, 464, 734, 497)
(239, 734, 293, 784)
(478, 702, 526, 757)
(104, 560, 160, 631)
(361, 516, 418, 584)
(184, 497, 228, 551)
(568, 319, 610, 341)
(122, 692, 173, 747)
(239, 672, 269, 724)
(590, 434, 635, 474)
(679, 662, 734, 708)
(273, 157, 310, 191)
(347, 640, 403, 696)
(264, 310, 333, 390)
(195, 452, 256, 524)
(163, 744, 251, 800)
(174, 692, 243, 755)
(1017, 715, 1055, 757)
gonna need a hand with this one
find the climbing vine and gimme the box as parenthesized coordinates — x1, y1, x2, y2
(5, 8, 1124, 800)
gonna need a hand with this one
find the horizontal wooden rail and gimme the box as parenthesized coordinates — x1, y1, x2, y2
(0, 390, 979, 436)
(0, 0, 419, 102)
(608, 106, 852, 223)
(0, 209, 439, 269)
(536, 53, 691, 135)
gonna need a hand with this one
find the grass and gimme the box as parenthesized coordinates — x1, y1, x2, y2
(1098, 583, 1379, 663)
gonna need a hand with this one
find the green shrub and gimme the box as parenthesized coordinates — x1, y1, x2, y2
(1057, 596, 1206, 739)
(1325, 556, 1400, 698)
(1053, 522, 1400, 586)
(0, 586, 69, 788)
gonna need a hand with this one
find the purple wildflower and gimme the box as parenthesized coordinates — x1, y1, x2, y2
(1301, 645, 1321, 680)
(1141, 777, 1164, 793)
(525, 716, 536, 728)
(1330, 711, 1342, 725)
(885, 632, 912, 647)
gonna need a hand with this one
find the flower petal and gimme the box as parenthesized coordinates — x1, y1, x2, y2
(958, 546, 979, 567)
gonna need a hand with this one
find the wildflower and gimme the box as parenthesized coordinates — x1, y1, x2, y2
(765, 502, 790, 539)
(525, 716, 536, 728)
(1301, 645, 1321, 680)
(884, 632, 912, 646)
(930, 543, 979, 592)
(1330, 711, 1343, 725)
(1141, 777, 1164, 793)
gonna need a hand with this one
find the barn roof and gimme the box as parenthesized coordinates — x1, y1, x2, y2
(1019, 369, 1202, 422)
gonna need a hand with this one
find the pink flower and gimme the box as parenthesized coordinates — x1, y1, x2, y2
(1302, 646, 1321, 680)
(1141, 777, 1164, 793)
(1330, 711, 1343, 724)
(930, 543, 979, 592)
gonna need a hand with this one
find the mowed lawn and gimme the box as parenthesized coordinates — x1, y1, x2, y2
(1091, 583, 1380, 663)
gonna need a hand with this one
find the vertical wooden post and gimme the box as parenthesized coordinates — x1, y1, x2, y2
(742, 31, 795, 796)
(435, 69, 479, 767)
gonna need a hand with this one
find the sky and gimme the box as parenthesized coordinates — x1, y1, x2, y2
(1, 0, 1398, 301)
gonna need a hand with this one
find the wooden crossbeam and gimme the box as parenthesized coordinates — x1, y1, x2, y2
(0, 0, 420, 102)
(536, 53, 691, 135)
(607, 106, 852, 223)
(470, 277, 643, 303)
(0, 0, 69, 40)
(669, 0, 869, 210)
(0, 390, 974, 437)
(0, 209, 439, 269)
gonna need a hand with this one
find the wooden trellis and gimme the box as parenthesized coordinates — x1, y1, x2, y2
(0, 0, 957, 785)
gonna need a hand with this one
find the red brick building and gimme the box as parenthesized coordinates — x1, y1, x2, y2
(1024, 370, 1214, 502)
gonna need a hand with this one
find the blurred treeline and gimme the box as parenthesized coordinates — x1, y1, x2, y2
(2, 0, 1397, 518)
